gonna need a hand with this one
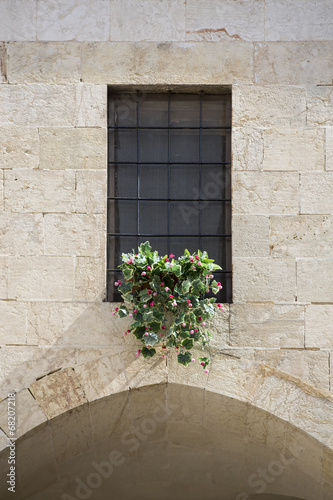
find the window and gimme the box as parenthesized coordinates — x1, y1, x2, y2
(107, 89, 232, 303)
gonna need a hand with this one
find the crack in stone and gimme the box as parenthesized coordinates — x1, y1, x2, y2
(186, 27, 243, 40)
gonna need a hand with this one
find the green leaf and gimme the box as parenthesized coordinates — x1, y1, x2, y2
(199, 356, 209, 369)
(177, 351, 192, 367)
(184, 249, 190, 256)
(172, 264, 182, 277)
(143, 310, 154, 323)
(138, 289, 151, 302)
(139, 241, 152, 255)
(132, 325, 146, 339)
(143, 332, 159, 346)
(123, 267, 134, 281)
(182, 338, 194, 350)
(191, 279, 206, 294)
(141, 346, 156, 358)
(149, 320, 162, 332)
(118, 305, 129, 318)
(182, 280, 191, 294)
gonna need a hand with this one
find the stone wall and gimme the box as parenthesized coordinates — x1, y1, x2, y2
(0, 0, 332, 419)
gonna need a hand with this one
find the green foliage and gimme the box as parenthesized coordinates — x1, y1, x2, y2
(115, 242, 223, 371)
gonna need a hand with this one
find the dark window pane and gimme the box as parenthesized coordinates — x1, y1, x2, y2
(107, 236, 138, 268)
(201, 164, 231, 200)
(108, 164, 137, 198)
(109, 130, 137, 163)
(170, 94, 200, 127)
(170, 164, 199, 200)
(138, 237, 168, 257)
(108, 94, 137, 127)
(107, 271, 124, 301)
(169, 237, 200, 258)
(139, 94, 168, 127)
(201, 237, 231, 271)
(212, 272, 232, 303)
(140, 130, 168, 163)
(202, 94, 231, 127)
(201, 201, 231, 235)
(202, 129, 231, 163)
(139, 164, 168, 199)
(107, 200, 137, 234)
(170, 130, 200, 163)
(139, 201, 168, 235)
(170, 201, 199, 235)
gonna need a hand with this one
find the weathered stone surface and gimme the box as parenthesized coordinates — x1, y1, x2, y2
(265, 0, 333, 41)
(39, 127, 106, 170)
(44, 214, 105, 256)
(8, 256, 74, 300)
(74, 257, 105, 300)
(326, 128, 333, 171)
(232, 127, 263, 171)
(0, 390, 46, 438)
(255, 42, 333, 84)
(233, 172, 299, 215)
(233, 215, 270, 257)
(233, 258, 297, 302)
(0, 257, 8, 299)
(0, 428, 7, 452)
(230, 303, 304, 348)
(185, 0, 264, 42)
(75, 170, 107, 214)
(37, 0, 109, 41)
(0, 0, 36, 41)
(298, 259, 333, 303)
(4, 170, 76, 213)
(300, 173, 333, 214)
(207, 304, 230, 351)
(74, 84, 107, 127)
(233, 85, 306, 128)
(270, 216, 333, 258)
(305, 305, 333, 348)
(307, 86, 333, 127)
(110, 0, 185, 42)
(263, 128, 325, 171)
(0, 170, 3, 211)
(30, 368, 87, 419)
(8, 42, 81, 83)
(0, 301, 27, 344)
(0, 127, 38, 169)
(0, 84, 77, 126)
(121, 351, 167, 389)
(0, 213, 43, 255)
(81, 42, 254, 84)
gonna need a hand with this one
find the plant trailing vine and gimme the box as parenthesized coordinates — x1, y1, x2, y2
(112, 242, 224, 372)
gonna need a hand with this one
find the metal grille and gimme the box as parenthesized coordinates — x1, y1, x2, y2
(107, 91, 232, 302)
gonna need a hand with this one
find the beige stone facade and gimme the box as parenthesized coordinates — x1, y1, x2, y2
(0, 1, 333, 499)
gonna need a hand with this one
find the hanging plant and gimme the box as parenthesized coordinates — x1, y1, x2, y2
(112, 241, 224, 372)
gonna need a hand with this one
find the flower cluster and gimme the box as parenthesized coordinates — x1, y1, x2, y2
(113, 242, 224, 371)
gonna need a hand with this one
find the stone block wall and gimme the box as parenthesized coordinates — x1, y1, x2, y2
(0, 0, 332, 401)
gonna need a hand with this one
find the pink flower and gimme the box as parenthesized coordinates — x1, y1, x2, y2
(150, 302, 154, 307)
(192, 266, 195, 270)
(210, 274, 214, 279)
(141, 271, 146, 276)
(162, 346, 167, 350)
(169, 294, 174, 299)
(148, 326, 151, 330)
(153, 292, 157, 296)
(133, 309, 138, 313)
(202, 321, 206, 326)
(147, 266, 151, 270)
(127, 260, 131, 264)
(169, 254, 175, 259)
(170, 263, 173, 267)
(135, 351, 140, 357)
(190, 256, 194, 262)
(144, 332, 149, 336)
(115, 307, 119, 312)
(190, 330, 194, 334)
(160, 334, 164, 337)
(129, 313, 133, 318)
(204, 369, 209, 374)
(172, 301, 177, 307)
(186, 299, 191, 303)
(148, 290, 152, 295)
(160, 282, 164, 286)
(165, 287, 170, 292)
(188, 303, 192, 308)
(143, 304, 147, 308)
(198, 316, 202, 321)
(127, 329, 130, 333)
(197, 262, 201, 266)
(112, 312, 115, 316)
(164, 257, 169, 262)
(162, 325, 166, 330)
(195, 255, 199, 260)
(194, 328, 199, 333)
(123, 331, 127, 336)
(161, 354, 166, 358)
(182, 322, 186, 327)
(206, 290, 209, 293)
(191, 358, 195, 363)
(115, 282, 119, 287)
(201, 362, 205, 366)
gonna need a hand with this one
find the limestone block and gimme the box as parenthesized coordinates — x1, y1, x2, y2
(265, 0, 333, 41)
(39, 127, 106, 170)
(326, 128, 333, 171)
(8, 42, 81, 83)
(233, 215, 270, 257)
(207, 304, 230, 351)
(305, 305, 333, 348)
(0, 213, 43, 256)
(29, 368, 87, 419)
(263, 128, 325, 171)
(0, 169, 3, 211)
(233, 258, 297, 302)
(0, 256, 8, 299)
(44, 213, 105, 256)
(121, 351, 167, 389)
(300, 173, 333, 214)
(37, 0, 109, 41)
(185, 0, 264, 42)
(8, 256, 74, 300)
(270, 215, 333, 258)
(166, 349, 209, 389)
(74, 84, 107, 127)
(5, 170, 76, 213)
(255, 42, 333, 85)
(323, 447, 333, 487)
(0, 301, 28, 344)
(0, 0, 36, 41)
(0, 84, 77, 126)
(110, 0, 185, 42)
(0, 127, 38, 169)
(233, 85, 306, 128)
(232, 127, 264, 171)
(75, 170, 107, 214)
(298, 259, 333, 303)
(81, 41, 254, 84)
(74, 257, 105, 300)
(0, 43, 6, 83)
(307, 86, 333, 127)
(74, 355, 128, 402)
(0, 390, 46, 438)
(233, 172, 299, 215)
(230, 303, 304, 348)
(0, 428, 7, 452)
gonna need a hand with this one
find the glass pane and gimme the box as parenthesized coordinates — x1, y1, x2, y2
(170, 130, 200, 163)
(206, 272, 232, 303)
(139, 94, 169, 127)
(108, 164, 137, 198)
(201, 237, 231, 271)
(169, 237, 200, 258)
(109, 130, 137, 163)
(107, 236, 138, 268)
(106, 271, 124, 301)
(108, 93, 137, 127)
(201, 164, 231, 200)
(139, 164, 168, 199)
(170, 94, 200, 127)
(138, 237, 168, 257)
(201, 201, 231, 235)
(140, 130, 168, 163)
(202, 94, 231, 127)
(107, 200, 138, 234)
(202, 130, 231, 163)
(139, 201, 168, 235)
(170, 201, 199, 235)
(170, 164, 199, 200)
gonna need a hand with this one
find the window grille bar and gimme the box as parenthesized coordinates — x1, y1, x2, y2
(107, 197, 231, 201)
(108, 126, 231, 130)
(107, 233, 231, 237)
(167, 93, 171, 256)
(108, 161, 231, 165)
(136, 92, 140, 251)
